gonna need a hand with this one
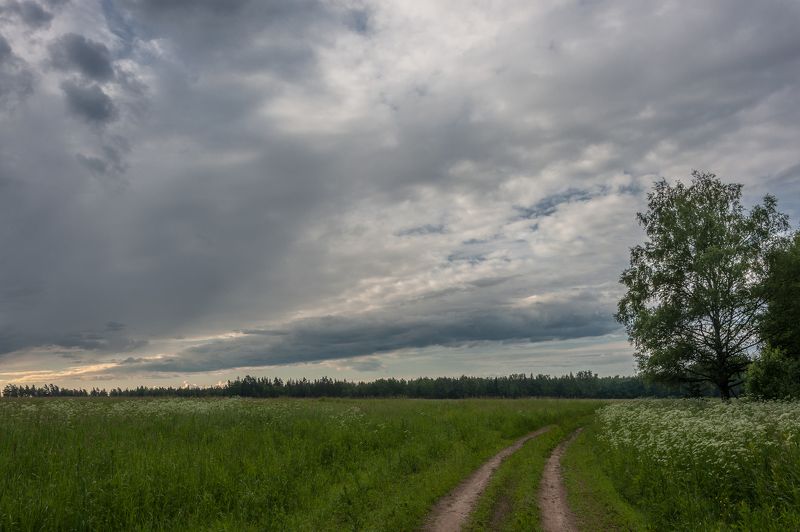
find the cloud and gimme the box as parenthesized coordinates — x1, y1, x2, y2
(2, 1, 53, 29)
(0, 329, 146, 357)
(0, 0, 799, 385)
(76, 144, 128, 176)
(515, 189, 598, 219)
(342, 357, 384, 372)
(396, 224, 447, 237)
(49, 33, 115, 81)
(105, 321, 126, 332)
(0, 35, 9, 59)
(59, 80, 116, 123)
(76, 153, 110, 174)
(116, 291, 616, 373)
(0, 34, 34, 106)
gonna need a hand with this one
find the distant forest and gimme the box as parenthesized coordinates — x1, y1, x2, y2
(1, 371, 717, 398)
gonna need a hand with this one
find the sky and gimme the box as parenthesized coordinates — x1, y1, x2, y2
(1, 0, 799, 390)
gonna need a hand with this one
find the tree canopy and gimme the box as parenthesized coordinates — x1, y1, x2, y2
(760, 231, 800, 358)
(747, 232, 800, 398)
(616, 171, 790, 398)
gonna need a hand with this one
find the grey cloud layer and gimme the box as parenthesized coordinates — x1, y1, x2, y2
(122, 293, 615, 373)
(0, 0, 799, 379)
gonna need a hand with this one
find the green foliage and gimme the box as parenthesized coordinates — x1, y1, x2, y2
(0, 397, 600, 531)
(761, 232, 800, 358)
(616, 171, 790, 398)
(747, 345, 800, 399)
(592, 400, 800, 530)
(746, 233, 800, 399)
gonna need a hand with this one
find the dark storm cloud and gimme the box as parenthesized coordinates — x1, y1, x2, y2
(120, 294, 617, 373)
(59, 80, 116, 123)
(49, 33, 115, 81)
(0, 330, 145, 356)
(0, 97, 347, 361)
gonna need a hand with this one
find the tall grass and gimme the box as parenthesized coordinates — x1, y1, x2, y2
(0, 397, 600, 531)
(593, 399, 800, 530)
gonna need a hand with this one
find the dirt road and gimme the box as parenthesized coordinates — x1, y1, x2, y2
(538, 428, 582, 532)
(422, 426, 552, 532)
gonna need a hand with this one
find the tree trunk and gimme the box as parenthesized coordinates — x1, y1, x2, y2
(718, 380, 731, 400)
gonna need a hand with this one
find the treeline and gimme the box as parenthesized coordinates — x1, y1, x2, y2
(1, 371, 714, 399)
(0, 383, 99, 398)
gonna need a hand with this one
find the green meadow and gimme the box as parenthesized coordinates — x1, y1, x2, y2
(0, 397, 600, 531)
(2, 397, 799, 531)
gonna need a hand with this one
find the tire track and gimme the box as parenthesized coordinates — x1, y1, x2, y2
(538, 428, 582, 532)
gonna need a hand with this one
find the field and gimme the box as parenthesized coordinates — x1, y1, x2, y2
(1, 397, 798, 531)
(580, 399, 800, 530)
(0, 397, 601, 531)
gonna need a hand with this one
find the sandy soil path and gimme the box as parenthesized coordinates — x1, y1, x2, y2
(422, 426, 552, 532)
(538, 428, 582, 532)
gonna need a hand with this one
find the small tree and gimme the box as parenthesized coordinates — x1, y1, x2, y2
(616, 171, 789, 398)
